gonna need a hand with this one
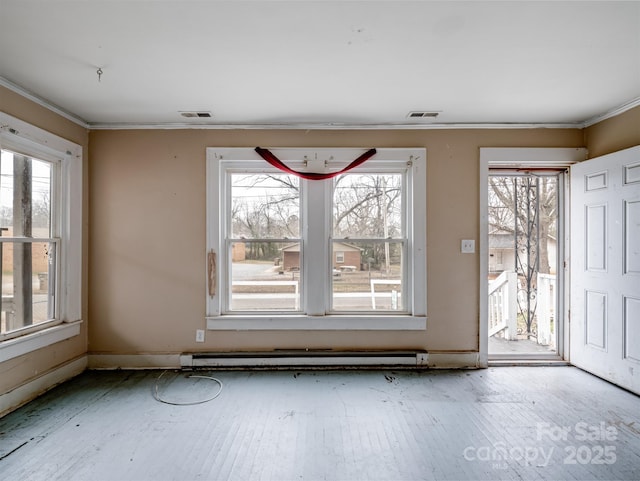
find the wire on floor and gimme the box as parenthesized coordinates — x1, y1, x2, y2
(152, 370, 223, 405)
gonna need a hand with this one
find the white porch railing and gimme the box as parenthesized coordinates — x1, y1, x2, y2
(370, 279, 402, 309)
(232, 280, 299, 309)
(489, 271, 556, 345)
(536, 273, 555, 346)
(488, 270, 518, 339)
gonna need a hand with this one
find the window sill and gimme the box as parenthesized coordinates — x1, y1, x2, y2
(206, 315, 426, 331)
(0, 321, 83, 363)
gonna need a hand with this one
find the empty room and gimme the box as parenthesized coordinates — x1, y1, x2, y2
(1, 1, 640, 480)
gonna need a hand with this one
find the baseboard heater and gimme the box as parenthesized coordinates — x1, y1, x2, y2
(180, 350, 428, 369)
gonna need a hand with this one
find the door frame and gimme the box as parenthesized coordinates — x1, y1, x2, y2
(479, 148, 587, 366)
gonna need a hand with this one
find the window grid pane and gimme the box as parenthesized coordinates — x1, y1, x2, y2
(330, 240, 406, 313)
(0, 239, 58, 334)
(333, 173, 404, 239)
(228, 240, 302, 312)
(0, 151, 53, 239)
(230, 173, 299, 239)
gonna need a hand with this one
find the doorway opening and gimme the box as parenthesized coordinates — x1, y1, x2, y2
(487, 172, 562, 358)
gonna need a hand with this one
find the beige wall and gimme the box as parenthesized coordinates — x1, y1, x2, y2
(585, 105, 640, 158)
(0, 85, 89, 395)
(2, 79, 635, 387)
(88, 128, 583, 356)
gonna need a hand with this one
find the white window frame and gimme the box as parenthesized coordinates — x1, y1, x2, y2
(0, 113, 83, 362)
(206, 147, 426, 331)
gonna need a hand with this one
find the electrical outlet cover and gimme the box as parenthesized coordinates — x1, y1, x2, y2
(461, 239, 475, 253)
(196, 329, 205, 342)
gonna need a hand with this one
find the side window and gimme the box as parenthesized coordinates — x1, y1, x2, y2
(0, 112, 82, 348)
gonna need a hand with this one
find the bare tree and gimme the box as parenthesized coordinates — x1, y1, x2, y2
(231, 174, 299, 260)
(488, 175, 557, 274)
(231, 172, 404, 270)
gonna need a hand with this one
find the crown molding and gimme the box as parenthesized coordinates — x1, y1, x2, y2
(87, 121, 584, 130)
(0, 76, 89, 128)
(2, 75, 638, 131)
(582, 96, 640, 128)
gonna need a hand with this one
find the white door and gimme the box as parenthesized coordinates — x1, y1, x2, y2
(570, 145, 640, 395)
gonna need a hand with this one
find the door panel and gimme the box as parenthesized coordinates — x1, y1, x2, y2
(571, 145, 640, 395)
(585, 204, 607, 271)
(624, 296, 640, 362)
(625, 200, 640, 273)
(585, 290, 606, 349)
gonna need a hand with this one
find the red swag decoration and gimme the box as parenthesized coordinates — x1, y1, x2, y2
(255, 147, 377, 180)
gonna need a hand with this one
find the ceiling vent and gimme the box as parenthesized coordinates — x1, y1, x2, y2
(407, 111, 440, 119)
(179, 111, 212, 118)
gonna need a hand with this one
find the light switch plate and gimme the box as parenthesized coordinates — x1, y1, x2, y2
(461, 239, 475, 253)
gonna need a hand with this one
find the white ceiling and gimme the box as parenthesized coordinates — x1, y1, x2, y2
(1, 1, 639, 128)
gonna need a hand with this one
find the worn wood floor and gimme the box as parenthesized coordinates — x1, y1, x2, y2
(1, 367, 639, 481)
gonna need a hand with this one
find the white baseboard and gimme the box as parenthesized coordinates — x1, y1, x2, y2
(0, 356, 87, 418)
(88, 354, 182, 370)
(426, 352, 481, 368)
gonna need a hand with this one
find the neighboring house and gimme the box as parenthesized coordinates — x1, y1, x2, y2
(488, 232, 557, 276)
(281, 242, 362, 271)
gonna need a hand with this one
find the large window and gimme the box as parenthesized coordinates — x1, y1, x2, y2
(0, 113, 82, 359)
(206, 148, 426, 330)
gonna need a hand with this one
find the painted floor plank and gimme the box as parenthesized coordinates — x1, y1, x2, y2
(1, 367, 639, 481)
